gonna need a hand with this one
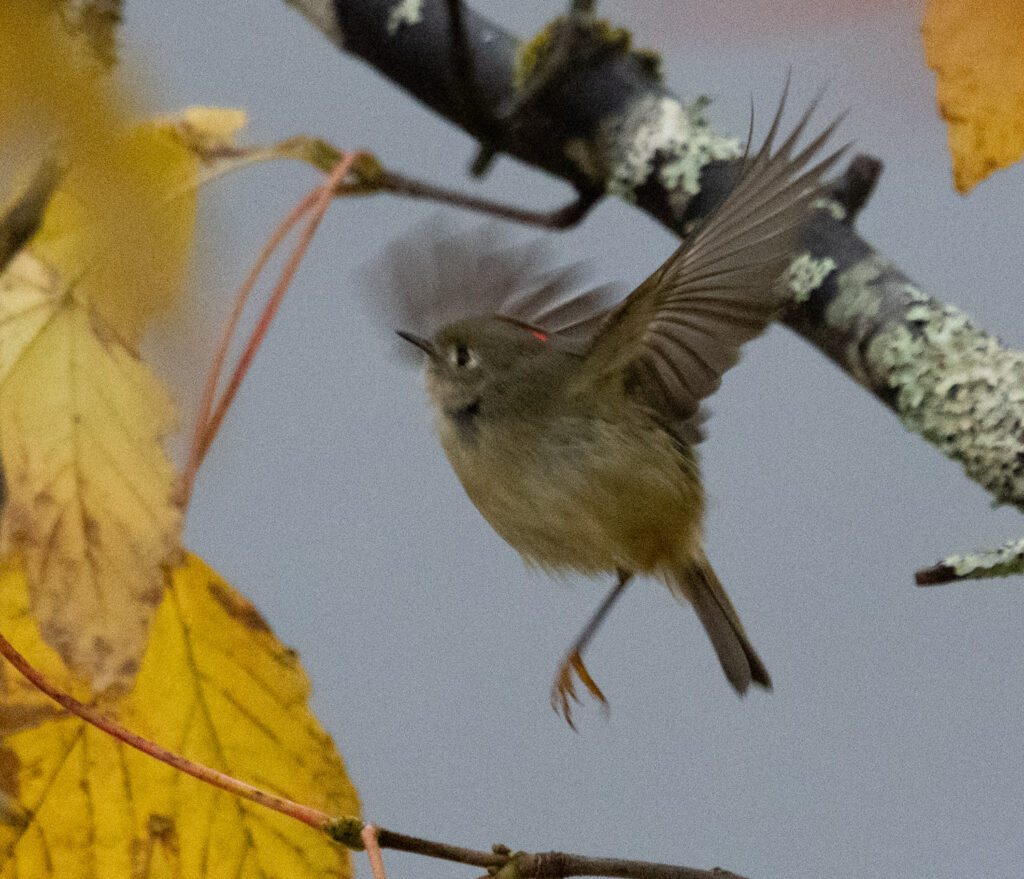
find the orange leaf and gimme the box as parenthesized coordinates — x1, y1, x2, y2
(923, 0, 1024, 193)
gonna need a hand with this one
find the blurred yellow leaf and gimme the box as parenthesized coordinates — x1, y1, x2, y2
(33, 120, 199, 346)
(0, 160, 62, 274)
(0, 0, 200, 346)
(0, 1, 250, 692)
(0, 552, 360, 878)
(157, 107, 249, 158)
(923, 0, 1024, 193)
(52, 0, 123, 68)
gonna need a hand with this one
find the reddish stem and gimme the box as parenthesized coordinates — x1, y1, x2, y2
(0, 628, 333, 830)
(183, 152, 361, 504)
(362, 823, 389, 879)
(183, 188, 320, 501)
(0, 632, 742, 878)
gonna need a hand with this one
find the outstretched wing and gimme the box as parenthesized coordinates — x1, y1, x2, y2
(581, 88, 846, 423)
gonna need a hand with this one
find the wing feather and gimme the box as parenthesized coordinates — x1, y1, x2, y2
(581, 85, 846, 422)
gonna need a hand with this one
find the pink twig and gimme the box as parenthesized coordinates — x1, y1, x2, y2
(362, 823, 389, 879)
(183, 189, 319, 501)
(183, 152, 362, 504)
(0, 631, 744, 878)
(0, 628, 333, 831)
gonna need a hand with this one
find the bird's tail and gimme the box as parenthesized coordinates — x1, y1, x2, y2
(669, 554, 772, 694)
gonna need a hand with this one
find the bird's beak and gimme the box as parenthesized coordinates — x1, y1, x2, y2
(396, 330, 435, 357)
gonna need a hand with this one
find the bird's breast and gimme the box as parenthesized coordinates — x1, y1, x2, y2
(435, 403, 704, 576)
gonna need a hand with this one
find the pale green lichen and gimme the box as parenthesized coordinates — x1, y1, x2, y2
(902, 282, 930, 303)
(783, 252, 836, 303)
(823, 257, 1024, 509)
(657, 100, 741, 197)
(905, 304, 933, 322)
(822, 257, 890, 387)
(866, 300, 1024, 507)
(937, 537, 1024, 580)
(826, 258, 884, 328)
(813, 196, 847, 222)
(386, 0, 422, 36)
(577, 95, 740, 213)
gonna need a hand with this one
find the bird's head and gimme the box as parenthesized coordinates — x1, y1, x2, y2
(398, 316, 561, 422)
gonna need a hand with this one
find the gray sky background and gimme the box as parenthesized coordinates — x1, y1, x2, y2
(125, 2, 1023, 877)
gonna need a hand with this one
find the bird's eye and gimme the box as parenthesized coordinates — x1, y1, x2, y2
(449, 344, 478, 369)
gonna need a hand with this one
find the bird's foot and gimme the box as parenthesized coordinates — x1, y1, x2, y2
(550, 648, 608, 729)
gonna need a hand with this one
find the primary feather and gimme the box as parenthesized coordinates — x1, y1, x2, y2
(579, 86, 847, 424)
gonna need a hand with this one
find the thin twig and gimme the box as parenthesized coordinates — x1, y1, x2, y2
(362, 824, 390, 879)
(0, 627, 333, 829)
(0, 624, 746, 879)
(182, 188, 320, 501)
(371, 828, 505, 868)
(379, 169, 598, 229)
(369, 833, 749, 879)
(184, 152, 360, 502)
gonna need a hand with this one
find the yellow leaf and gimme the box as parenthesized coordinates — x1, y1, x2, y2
(51, 0, 122, 68)
(157, 107, 249, 158)
(0, 255, 63, 385)
(0, 1, 202, 346)
(0, 5, 248, 691)
(32, 121, 198, 346)
(0, 252, 183, 692)
(923, 0, 1024, 193)
(0, 552, 360, 878)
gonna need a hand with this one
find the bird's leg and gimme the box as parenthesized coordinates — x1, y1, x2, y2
(551, 569, 633, 728)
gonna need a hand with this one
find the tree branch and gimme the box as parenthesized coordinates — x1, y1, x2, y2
(0, 624, 749, 879)
(280, 0, 1024, 576)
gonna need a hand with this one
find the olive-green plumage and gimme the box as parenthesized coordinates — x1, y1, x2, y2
(392, 88, 844, 715)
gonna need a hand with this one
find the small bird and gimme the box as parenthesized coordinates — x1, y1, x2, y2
(385, 91, 843, 725)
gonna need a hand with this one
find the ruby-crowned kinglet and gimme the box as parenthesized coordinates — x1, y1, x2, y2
(386, 91, 843, 724)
